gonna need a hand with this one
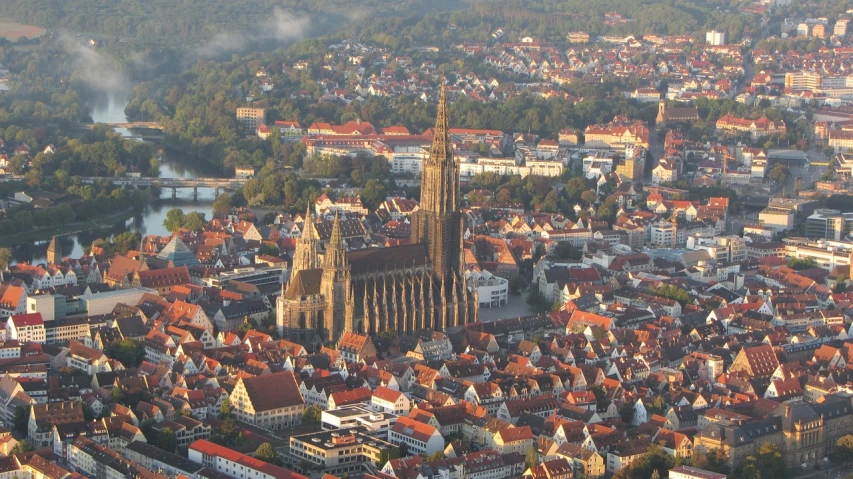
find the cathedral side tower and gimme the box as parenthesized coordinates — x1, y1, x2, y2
(321, 213, 351, 343)
(291, 206, 320, 275)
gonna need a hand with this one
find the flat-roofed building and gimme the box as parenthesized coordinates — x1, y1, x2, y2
(288, 428, 399, 478)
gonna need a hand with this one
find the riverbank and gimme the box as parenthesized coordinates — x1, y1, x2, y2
(0, 207, 136, 247)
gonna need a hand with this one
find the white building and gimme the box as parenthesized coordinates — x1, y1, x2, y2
(706, 30, 726, 46)
(189, 439, 302, 479)
(465, 269, 509, 308)
(686, 234, 747, 263)
(320, 405, 396, 439)
(388, 416, 444, 456)
(650, 222, 686, 248)
(6, 313, 46, 344)
(582, 153, 615, 179)
(371, 387, 411, 416)
(759, 207, 795, 234)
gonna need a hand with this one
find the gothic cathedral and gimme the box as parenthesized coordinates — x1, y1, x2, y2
(277, 86, 478, 350)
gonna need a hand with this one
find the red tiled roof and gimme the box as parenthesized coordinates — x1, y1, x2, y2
(189, 440, 307, 479)
(11, 313, 44, 327)
(392, 416, 438, 442)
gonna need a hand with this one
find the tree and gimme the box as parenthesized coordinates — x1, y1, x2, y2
(613, 445, 674, 479)
(787, 257, 817, 270)
(219, 398, 234, 419)
(768, 163, 790, 183)
(565, 177, 588, 202)
(302, 404, 322, 425)
(646, 396, 666, 416)
(83, 403, 95, 421)
(745, 442, 786, 477)
(525, 446, 540, 469)
(13, 405, 29, 435)
(596, 195, 619, 222)
(618, 401, 635, 424)
(832, 435, 853, 464)
(509, 276, 527, 295)
(692, 448, 731, 475)
(163, 208, 185, 232)
(157, 427, 177, 452)
(0, 247, 12, 270)
(552, 242, 579, 260)
(655, 284, 692, 306)
(360, 179, 386, 211)
(258, 243, 280, 256)
(183, 212, 206, 231)
(255, 442, 282, 465)
(213, 193, 231, 217)
(526, 290, 552, 314)
(104, 339, 146, 368)
(426, 451, 446, 462)
(10, 441, 33, 455)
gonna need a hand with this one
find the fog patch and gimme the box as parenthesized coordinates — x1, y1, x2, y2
(192, 8, 309, 60)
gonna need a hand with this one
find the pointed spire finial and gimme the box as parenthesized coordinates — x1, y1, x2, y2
(330, 211, 343, 246)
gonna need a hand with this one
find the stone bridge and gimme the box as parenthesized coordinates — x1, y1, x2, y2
(75, 176, 249, 199)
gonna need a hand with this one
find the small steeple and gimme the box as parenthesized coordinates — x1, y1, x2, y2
(137, 236, 146, 268)
(46, 236, 60, 265)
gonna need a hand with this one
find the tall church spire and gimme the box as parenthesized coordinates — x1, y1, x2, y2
(428, 83, 454, 169)
(419, 82, 459, 215)
(292, 206, 320, 274)
(410, 80, 464, 277)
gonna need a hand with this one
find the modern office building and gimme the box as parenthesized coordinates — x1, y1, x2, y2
(805, 209, 853, 240)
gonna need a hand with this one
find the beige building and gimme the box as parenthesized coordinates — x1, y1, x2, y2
(230, 371, 304, 431)
(694, 397, 853, 468)
(289, 429, 399, 478)
(758, 207, 795, 234)
(236, 108, 266, 133)
(557, 442, 605, 478)
(828, 130, 853, 151)
(493, 426, 534, 455)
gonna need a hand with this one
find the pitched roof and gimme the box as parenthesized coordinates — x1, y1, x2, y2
(392, 416, 439, 442)
(11, 313, 43, 327)
(239, 371, 304, 412)
(189, 440, 307, 479)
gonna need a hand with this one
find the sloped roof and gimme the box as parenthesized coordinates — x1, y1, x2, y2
(156, 237, 200, 267)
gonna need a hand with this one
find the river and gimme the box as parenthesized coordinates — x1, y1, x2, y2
(13, 92, 218, 264)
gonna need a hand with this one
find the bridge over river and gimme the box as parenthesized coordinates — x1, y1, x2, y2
(84, 121, 165, 130)
(73, 176, 249, 198)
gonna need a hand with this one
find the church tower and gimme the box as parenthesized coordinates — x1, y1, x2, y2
(291, 206, 320, 275)
(46, 236, 61, 265)
(411, 84, 464, 276)
(321, 214, 352, 343)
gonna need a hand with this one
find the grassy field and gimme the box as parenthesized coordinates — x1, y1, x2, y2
(0, 18, 45, 41)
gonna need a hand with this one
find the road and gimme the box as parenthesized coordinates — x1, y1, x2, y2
(790, 464, 850, 479)
(728, 210, 759, 235)
(782, 149, 829, 193)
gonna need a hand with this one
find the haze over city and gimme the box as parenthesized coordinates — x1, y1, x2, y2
(0, 1, 852, 479)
